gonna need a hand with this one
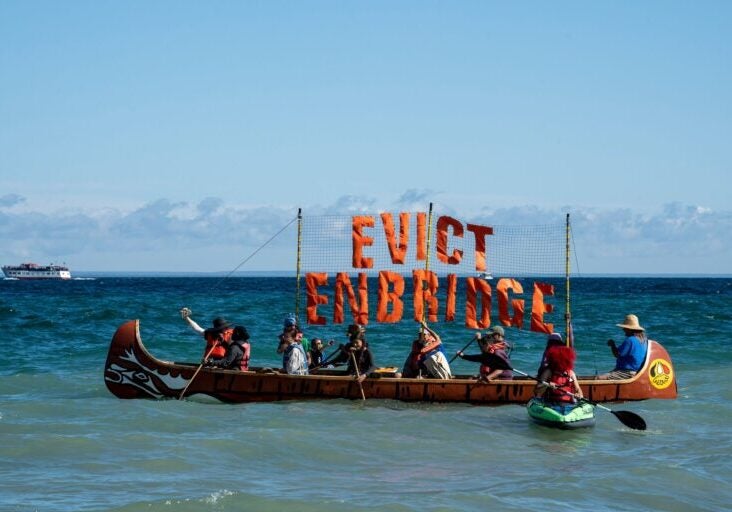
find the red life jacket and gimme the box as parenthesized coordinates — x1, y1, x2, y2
(479, 342, 511, 378)
(546, 371, 575, 403)
(204, 328, 232, 359)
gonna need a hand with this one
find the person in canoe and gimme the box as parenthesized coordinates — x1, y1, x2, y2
(401, 321, 452, 379)
(455, 326, 513, 382)
(534, 344, 583, 405)
(600, 314, 648, 380)
(280, 331, 309, 375)
(309, 338, 335, 370)
(180, 308, 234, 361)
(279, 314, 312, 366)
(321, 324, 366, 368)
(205, 325, 251, 371)
(277, 323, 296, 355)
(346, 335, 376, 383)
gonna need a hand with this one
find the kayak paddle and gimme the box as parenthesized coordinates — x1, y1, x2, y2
(509, 366, 647, 431)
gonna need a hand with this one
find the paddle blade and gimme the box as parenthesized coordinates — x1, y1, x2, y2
(612, 410, 647, 431)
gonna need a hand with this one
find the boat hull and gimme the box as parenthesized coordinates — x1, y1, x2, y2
(104, 320, 678, 404)
(2, 263, 71, 280)
(527, 398, 596, 429)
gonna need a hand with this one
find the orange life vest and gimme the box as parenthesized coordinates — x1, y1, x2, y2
(204, 328, 232, 359)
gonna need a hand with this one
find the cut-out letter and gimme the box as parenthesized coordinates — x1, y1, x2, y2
(306, 273, 329, 325)
(496, 278, 524, 328)
(334, 273, 369, 325)
(466, 223, 494, 272)
(436, 216, 463, 265)
(465, 277, 492, 329)
(352, 216, 375, 268)
(413, 269, 439, 322)
(531, 282, 555, 333)
(377, 271, 405, 323)
(380, 212, 410, 265)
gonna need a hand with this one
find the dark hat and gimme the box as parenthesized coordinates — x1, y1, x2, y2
(232, 325, 250, 341)
(211, 317, 233, 331)
(347, 324, 365, 335)
(547, 332, 563, 344)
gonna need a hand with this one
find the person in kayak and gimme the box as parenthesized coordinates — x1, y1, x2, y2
(600, 314, 648, 379)
(537, 332, 566, 375)
(534, 344, 583, 404)
(455, 326, 513, 381)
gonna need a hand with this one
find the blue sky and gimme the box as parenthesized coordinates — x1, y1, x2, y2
(1, 1, 730, 274)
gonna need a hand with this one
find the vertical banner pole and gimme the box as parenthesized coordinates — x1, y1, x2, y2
(565, 213, 571, 346)
(423, 202, 434, 323)
(295, 208, 303, 322)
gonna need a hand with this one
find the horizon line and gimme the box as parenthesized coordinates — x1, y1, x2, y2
(66, 271, 732, 278)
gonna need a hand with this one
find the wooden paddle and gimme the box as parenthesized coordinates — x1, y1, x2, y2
(449, 336, 479, 364)
(509, 366, 647, 431)
(178, 343, 219, 400)
(350, 351, 366, 401)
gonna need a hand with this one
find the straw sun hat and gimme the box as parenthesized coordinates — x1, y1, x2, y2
(616, 314, 645, 332)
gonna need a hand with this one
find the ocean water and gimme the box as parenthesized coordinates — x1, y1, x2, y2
(1, 276, 731, 512)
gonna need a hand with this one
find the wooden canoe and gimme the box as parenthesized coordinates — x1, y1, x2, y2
(104, 320, 678, 404)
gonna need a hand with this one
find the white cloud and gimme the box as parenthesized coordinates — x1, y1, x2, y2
(0, 194, 26, 208)
(0, 195, 730, 274)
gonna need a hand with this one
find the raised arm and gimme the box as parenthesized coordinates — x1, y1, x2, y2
(180, 307, 205, 334)
(420, 320, 441, 344)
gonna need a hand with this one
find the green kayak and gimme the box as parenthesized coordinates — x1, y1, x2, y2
(527, 398, 596, 429)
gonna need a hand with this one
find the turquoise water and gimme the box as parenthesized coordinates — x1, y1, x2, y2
(1, 277, 731, 511)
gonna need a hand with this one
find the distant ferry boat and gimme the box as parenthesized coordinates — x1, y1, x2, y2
(2, 262, 72, 280)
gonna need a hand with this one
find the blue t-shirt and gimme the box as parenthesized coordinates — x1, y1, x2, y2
(614, 335, 647, 371)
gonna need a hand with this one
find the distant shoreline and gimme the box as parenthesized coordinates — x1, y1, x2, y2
(70, 271, 732, 279)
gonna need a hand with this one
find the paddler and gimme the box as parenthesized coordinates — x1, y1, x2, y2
(400, 320, 452, 379)
(455, 326, 513, 382)
(346, 336, 376, 383)
(599, 314, 648, 380)
(534, 344, 583, 406)
(323, 324, 366, 368)
(205, 325, 252, 371)
(180, 307, 234, 360)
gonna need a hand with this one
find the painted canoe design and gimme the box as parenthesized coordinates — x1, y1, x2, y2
(104, 320, 678, 404)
